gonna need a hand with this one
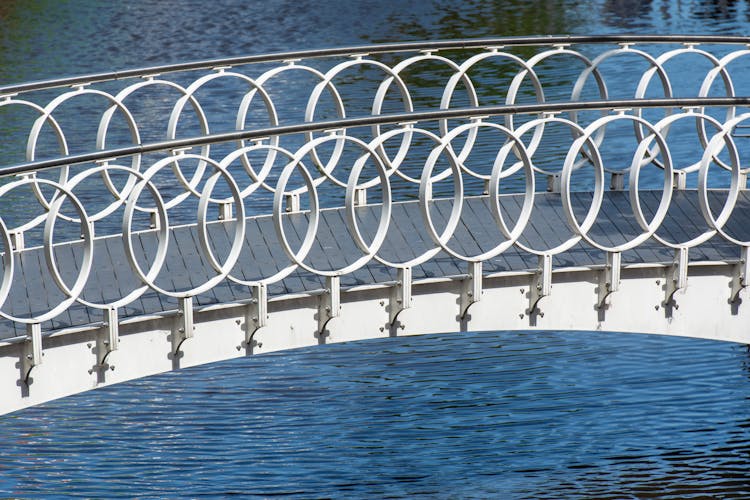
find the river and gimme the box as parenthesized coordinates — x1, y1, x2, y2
(1, 0, 750, 497)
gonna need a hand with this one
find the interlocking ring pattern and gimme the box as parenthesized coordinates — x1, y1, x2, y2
(0, 38, 749, 325)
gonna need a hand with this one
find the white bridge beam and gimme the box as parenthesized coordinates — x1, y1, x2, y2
(1, 262, 748, 416)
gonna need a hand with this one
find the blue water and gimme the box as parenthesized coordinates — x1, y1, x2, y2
(2, 0, 750, 497)
(3, 330, 750, 498)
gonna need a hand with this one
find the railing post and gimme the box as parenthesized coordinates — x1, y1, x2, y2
(218, 202, 233, 221)
(546, 173, 561, 193)
(610, 172, 625, 191)
(353, 188, 367, 207)
(9, 231, 24, 251)
(149, 211, 160, 230)
(285, 193, 301, 213)
(673, 170, 687, 190)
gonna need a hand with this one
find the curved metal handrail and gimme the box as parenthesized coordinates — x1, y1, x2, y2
(1, 34, 748, 96)
(2, 97, 747, 176)
(1, 36, 750, 330)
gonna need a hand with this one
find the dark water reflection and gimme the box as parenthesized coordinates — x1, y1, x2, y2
(2, 331, 750, 498)
(1, 0, 750, 497)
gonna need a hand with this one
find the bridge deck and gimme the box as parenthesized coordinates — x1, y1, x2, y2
(2, 189, 748, 340)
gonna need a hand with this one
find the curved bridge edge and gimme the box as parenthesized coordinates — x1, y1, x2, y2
(0, 263, 748, 415)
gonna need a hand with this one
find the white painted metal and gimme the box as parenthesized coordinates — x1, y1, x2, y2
(0, 37, 750, 414)
(1, 262, 748, 415)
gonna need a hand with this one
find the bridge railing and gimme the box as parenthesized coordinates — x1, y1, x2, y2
(0, 35, 749, 337)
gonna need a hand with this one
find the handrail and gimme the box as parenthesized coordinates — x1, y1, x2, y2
(2, 97, 748, 177)
(2, 36, 750, 332)
(0, 34, 748, 96)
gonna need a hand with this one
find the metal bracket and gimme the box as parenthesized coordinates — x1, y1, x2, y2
(389, 267, 412, 331)
(461, 262, 482, 318)
(318, 276, 340, 340)
(547, 173, 561, 193)
(610, 172, 625, 191)
(597, 251, 621, 309)
(528, 254, 552, 315)
(353, 187, 367, 207)
(285, 192, 301, 213)
(673, 170, 687, 190)
(731, 246, 749, 303)
(665, 247, 688, 306)
(22, 323, 42, 385)
(172, 296, 194, 355)
(98, 308, 119, 368)
(422, 180, 433, 202)
(243, 283, 268, 349)
(9, 231, 24, 251)
(218, 202, 233, 221)
(149, 211, 160, 230)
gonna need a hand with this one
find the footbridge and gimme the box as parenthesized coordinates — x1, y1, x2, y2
(1, 35, 750, 414)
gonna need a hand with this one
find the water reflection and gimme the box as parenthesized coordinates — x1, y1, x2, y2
(1, 331, 750, 497)
(0, 0, 750, 497)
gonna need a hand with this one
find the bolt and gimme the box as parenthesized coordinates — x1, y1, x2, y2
(519, 313, 524, 319)
(400, 324, 405, 330)
(520, 288, 525, 294)
(379, 327, 384, 332)
(540, 312, 545, 318)
(379, 301, 385, 306)
(257, 342, 263, 348)
(675, 304, 679, 310)
(656, 280, 661, 285)
(235, 319, 241, 325)
(655, 305, 659, 310)
(87, 343, 92, 349)
(110, 366, 115, 371)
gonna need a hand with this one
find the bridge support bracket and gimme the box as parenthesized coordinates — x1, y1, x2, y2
(731, 246, 749, 304)
(597, 251, 621, 310)
(21, 323, 42, 385)
(664, 247, 688, 308)
(460, 262, 482, 319)
(243, 284, 268, 351)
(389, 267, 412, 332)
(318, 276, 340, 340)
(528, 254, 552, 316)
(90, 308, 119, 375)
(172, 297, 194, 356)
